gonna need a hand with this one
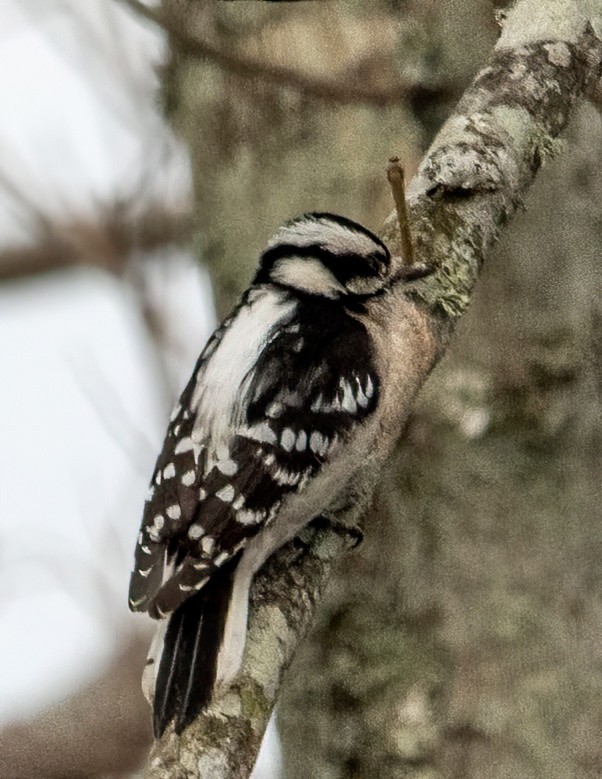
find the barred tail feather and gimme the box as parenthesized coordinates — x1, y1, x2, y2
(152, 557, 239, 737)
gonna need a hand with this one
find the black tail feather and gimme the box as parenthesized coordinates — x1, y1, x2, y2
(153, 557, 238, 737)
(153, 597, 188, 736)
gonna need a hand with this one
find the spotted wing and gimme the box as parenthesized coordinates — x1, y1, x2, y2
(129, 296, 378, 617)
(128, 319, 230, 612)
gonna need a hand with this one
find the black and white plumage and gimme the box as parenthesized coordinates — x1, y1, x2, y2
(129, 213, 401, 737)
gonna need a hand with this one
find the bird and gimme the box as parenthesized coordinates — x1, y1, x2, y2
(129, 211, 424, 737)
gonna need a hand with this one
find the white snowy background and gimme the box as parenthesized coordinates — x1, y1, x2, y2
(0, 1, 280, 775)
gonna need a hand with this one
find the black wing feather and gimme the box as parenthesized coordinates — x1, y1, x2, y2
(130, 292, 379, 618)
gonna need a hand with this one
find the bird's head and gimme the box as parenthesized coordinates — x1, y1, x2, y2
(255, 212, 392, 299)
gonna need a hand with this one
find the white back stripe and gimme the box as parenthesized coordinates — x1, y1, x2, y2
(191, 288, 296, 452)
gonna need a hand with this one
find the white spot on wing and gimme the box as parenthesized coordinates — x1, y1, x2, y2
(340, 380, 357, 414)
(188, 523, 204, 539)
(266, 401, 284, 418)
(244, 422, 277, 445)
(174, 437, 194, 455)
(216, 485, 235, 504)
(163, 463, 176, 479)
(147, 514, 165, 541)
(309, 431, 329, 456)
(355, 378, 369, 409)
(281, 428, 295, 452)
(232, 494, 245, 511)
(236, 509, 265, 525)
(217, 458, 238, 476)
(296, 430, 307, 451)
(272, 468, 301, 486)
(167, 505, 181, 520)
(201, 536, 215, 555)
(181, 470, 196, 486)
(214, 551, 230, 566)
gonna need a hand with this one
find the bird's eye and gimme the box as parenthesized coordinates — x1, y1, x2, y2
(366, 253, 386, 275)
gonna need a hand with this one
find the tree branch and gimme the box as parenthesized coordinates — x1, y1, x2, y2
(147, 1, 602, 776)
(0, 204, 192, 281)
(117, 0, 446, 108)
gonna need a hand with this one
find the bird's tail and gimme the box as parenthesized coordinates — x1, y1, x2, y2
(150, 556, 239, 737)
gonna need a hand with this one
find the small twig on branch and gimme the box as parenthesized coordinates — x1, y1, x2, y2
(386, 156, 433, 282)
(117, 0, 444, 108)
(387, 155, 415, 268)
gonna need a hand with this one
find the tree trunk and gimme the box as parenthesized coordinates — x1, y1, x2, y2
(278, 100, 602, 779)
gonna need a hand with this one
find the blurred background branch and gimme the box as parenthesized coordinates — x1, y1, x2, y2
(0, 204, 192, 281)
(119, 0, 453, 108)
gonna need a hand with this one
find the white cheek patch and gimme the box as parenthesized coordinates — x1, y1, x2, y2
(271, 257, 345, 299)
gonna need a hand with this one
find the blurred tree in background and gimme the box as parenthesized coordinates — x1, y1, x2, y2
(156, 2, 601, 778)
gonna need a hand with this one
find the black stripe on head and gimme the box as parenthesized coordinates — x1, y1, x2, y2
(255, 213, 391, 289)
(254, 244, 383, 289)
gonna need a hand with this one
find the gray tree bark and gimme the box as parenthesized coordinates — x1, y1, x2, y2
(144, 1, 602, 776)
(280, 103, 602, 779)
